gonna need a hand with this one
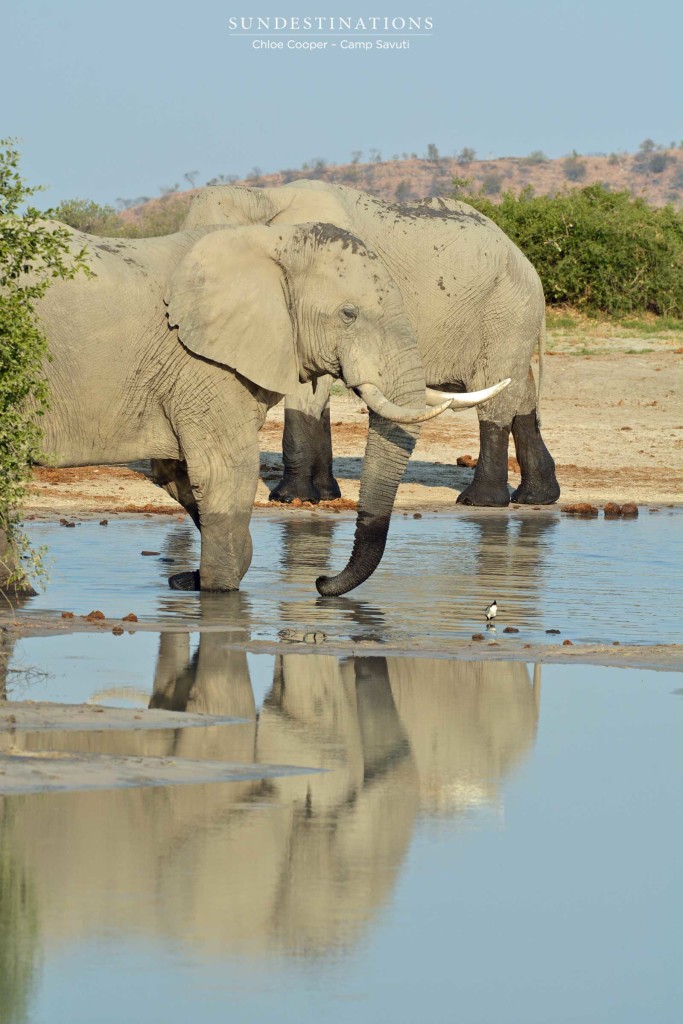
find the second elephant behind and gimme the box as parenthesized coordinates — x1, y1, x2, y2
(184, 180, 561, 507)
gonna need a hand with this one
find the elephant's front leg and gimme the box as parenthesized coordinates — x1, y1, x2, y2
(456, 415, 513, 507)
(500, 372, 560, 504)
(269, 377, 341, 503)
(510, 395, 561, 506)
(168, 445, 259, 592)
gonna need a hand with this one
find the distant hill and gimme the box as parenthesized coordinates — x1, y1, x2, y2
(120, 145, 683, 227)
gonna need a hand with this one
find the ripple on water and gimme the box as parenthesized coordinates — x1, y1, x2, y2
(16, 509, 683, 646)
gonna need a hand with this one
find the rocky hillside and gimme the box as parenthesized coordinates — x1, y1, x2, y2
(120, 144, 683, 226)
(238, 149, 683, 207)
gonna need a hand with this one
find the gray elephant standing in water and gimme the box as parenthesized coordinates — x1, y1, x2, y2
(26, 220, 506, 597)
(183, 180, 560, 507)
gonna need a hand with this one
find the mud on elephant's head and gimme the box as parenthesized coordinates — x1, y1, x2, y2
(167, 222, 505, 595)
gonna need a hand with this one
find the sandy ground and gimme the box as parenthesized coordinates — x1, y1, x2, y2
(25, 345, 681, 518)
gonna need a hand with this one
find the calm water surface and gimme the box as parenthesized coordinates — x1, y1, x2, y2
(17, 508, 683, 645)
(1, 638, 681, 1023)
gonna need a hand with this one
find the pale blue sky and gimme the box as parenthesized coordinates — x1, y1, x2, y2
(2, 0, 681, 206)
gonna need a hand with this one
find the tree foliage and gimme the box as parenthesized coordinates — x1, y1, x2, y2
(457, 182, 683, 317)
(0, 140, 89, 586)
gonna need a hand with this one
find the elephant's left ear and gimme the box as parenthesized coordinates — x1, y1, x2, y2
(165, 226, 300, 395)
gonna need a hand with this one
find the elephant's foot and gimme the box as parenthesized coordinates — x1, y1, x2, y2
(269, 473, 322, 504)
(168, 570, 200, 591)
(511, 411, 561, 505)
(312, 472, 342, 501)
(511, 478, 561, 505)
(456, 479, 511, 507)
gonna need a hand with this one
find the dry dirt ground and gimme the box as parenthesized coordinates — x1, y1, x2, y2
(25, 338, 682, 518)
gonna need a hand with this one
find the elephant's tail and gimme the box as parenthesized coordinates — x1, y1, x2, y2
(536, 315, 546, 428)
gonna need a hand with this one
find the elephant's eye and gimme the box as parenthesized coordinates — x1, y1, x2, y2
(340, 305, 358, 324)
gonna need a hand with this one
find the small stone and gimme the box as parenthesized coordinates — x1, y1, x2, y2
(61, 611, 75, 619)
(621, 502, 638, 516)
(603, 502, 622, 517)
(546, 628, 561, 634)
(303, 631, 326, 644)
(503, 626, 519, 633)
(562, 503, 598, 516)
(99, 519, 108, 526)
(562, 639, 574, 646)
(140, 550, 160, 556)
(613, 641, 621, 645)
(82, 610, 105, 621)
(112, 626, 124, 636)
(413, 512, 422, 519)
(122, 613, 138, 622)
(472, 633, 485, 641)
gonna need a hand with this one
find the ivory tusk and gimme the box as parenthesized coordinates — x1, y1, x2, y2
(425, 378, 512, 410)
(356, 377, 512, 425)
(356, 383, 454, 424)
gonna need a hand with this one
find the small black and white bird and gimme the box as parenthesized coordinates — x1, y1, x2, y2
(485, 600, 498, 623)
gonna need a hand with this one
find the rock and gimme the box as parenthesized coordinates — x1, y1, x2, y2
(82, 610, 105, 621)
(112, 626, 124, 636)
(613, 641, 621, 645)
(122, 613, 138, 622)
(503, 626, 519, 633)
(562, 639, 574, 646)
(562, 503, 598, 516)
(64, 522, 76, 528)
(413, 512, 422, 519)
(603, 502, 622, 517)
(60, 611, 75, 619)
(99, 519, 108, 526)
(546, 628, 561, 634)
(472, 633, 485, 641)
(621, 502, 638, 516)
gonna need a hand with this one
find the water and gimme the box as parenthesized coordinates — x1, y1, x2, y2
(16, 507, 683, 645)
(1, 639, 681, 1024)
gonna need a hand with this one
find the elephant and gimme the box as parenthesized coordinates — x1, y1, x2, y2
(182, 180, 561, 507)
(24, 219, 507, 597)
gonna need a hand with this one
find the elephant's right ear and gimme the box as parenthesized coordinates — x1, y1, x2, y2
(165, 226, 299, 395)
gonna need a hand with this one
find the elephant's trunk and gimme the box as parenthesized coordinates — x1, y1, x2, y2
(316, 342, 423, 597)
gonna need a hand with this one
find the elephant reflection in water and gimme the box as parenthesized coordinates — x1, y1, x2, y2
(2, 640, 539, 959)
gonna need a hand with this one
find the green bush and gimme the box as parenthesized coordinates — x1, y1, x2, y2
(55, 194, 190, 238)
(54, 197, 123, 235)
(0, 140, 89, 588)
(457, 183, 683, 317)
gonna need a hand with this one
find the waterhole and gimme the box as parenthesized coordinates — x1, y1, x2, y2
(15, 508, 683, 646)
